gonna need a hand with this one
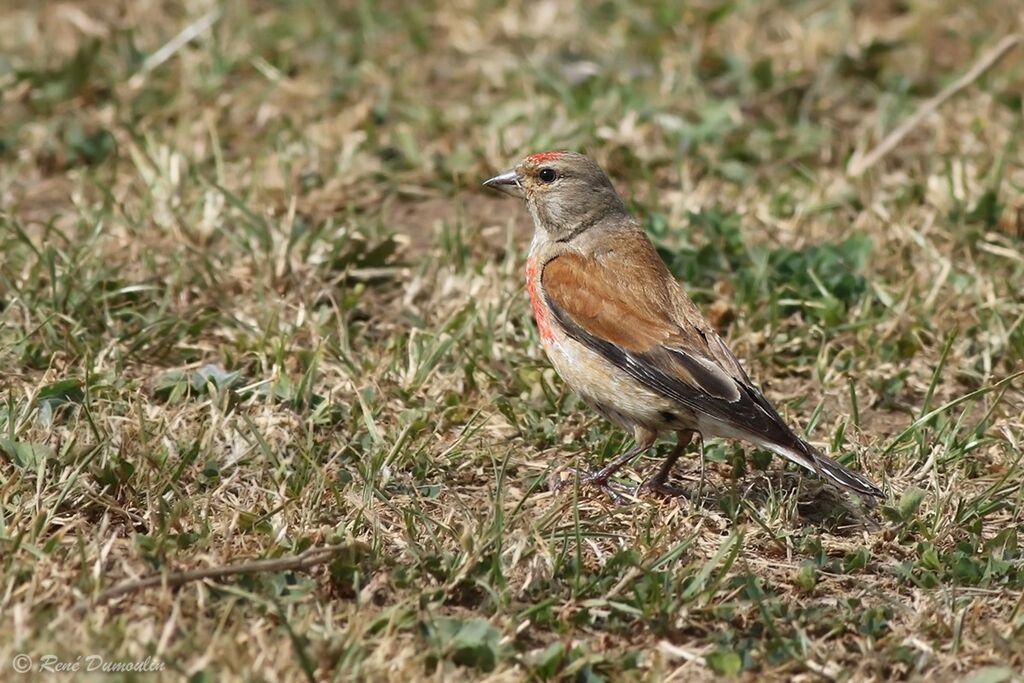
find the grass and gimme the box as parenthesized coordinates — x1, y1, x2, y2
(1, 0, 1023, 680)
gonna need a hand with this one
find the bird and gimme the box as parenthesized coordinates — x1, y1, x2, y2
(483, 150, 883, 501)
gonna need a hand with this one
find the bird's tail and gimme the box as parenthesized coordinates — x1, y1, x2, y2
(756, 437, 883, 499)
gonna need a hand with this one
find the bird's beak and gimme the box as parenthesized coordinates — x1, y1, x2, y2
(482, 169, 525, 198)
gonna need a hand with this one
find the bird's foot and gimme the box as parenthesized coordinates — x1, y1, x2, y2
(639, 476, 691, 499)
(550, 468, 637, 504)
(550, 469, 692, 502)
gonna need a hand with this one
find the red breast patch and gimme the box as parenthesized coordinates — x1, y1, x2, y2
(525, 258, 555, 344)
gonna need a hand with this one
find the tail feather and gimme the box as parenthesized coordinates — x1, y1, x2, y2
(757, 438, 883, 499)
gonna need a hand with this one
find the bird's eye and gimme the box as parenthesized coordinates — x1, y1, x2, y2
(538, 168, 557, 183)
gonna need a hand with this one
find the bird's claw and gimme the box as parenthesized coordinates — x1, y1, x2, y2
(550, 468, 693, 503)
(549, 468, 637, 504)
(639, 477, 691, 499)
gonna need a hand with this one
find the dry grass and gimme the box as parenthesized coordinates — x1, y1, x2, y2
(2, 1, 1023, 680)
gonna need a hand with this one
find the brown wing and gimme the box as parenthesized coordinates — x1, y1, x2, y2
(540, 233, 800, 446)
(541, 233, 742, 398)
(539, 232, 883, 498)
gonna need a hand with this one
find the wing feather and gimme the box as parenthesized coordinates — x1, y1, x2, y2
(540, 239, 882, 498)
(540, 238, 756, 411)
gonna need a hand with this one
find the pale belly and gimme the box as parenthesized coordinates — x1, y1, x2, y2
(541, 331, 696, 434)
(525, 254, 695, 436)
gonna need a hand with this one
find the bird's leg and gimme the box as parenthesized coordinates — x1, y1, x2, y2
(641, 430, 695, 497)
(551, 443, 644, 502)
(586, 442, 645, 482)
(694, 432, 707, 501)
(553, 430, 656, 502)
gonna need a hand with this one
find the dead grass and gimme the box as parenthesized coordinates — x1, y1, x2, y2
(2, 1, 1023, 681)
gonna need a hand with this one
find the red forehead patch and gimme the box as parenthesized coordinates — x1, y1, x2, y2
(525, 150, 568, 163)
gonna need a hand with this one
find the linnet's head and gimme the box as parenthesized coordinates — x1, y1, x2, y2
(483, 151, 628, 240)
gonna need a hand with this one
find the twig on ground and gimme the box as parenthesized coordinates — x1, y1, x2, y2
(848, 33, 1023, 177)
(65, 543, 361, 618)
